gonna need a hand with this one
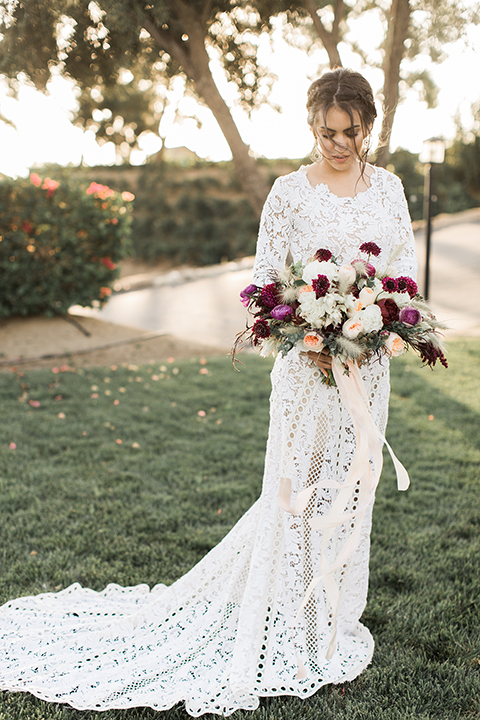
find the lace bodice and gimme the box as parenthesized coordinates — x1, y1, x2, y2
(253, 165, 417, 285)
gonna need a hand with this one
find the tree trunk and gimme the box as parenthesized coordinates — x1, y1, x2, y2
(303, 0, 344, 68)
(143, 12, 270, 219)
(376, 0, 411, 167)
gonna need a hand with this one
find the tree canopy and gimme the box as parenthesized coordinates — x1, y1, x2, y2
(0, 0, 274, 216)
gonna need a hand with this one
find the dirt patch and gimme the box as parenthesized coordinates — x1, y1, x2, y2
(0, 314, 227, 372)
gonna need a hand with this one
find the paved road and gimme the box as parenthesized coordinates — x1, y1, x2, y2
(74, 210, 480, 349)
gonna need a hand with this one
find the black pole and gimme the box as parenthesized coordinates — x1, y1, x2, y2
(423, 162, 433, 300)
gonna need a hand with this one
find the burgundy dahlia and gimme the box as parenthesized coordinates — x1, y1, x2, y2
(312, 274, 330, 298)
(359, 242, 381, 257)
(382, 277, 398, 293)
(270, 304, 292, 321)
(396, 276, 418, 299)
(377, 297, 399, 324)
(260, 283, 280, 309)
(252, 319, 271, 341)
(314, 248, 333, 262)
(399, 306, 421, 327)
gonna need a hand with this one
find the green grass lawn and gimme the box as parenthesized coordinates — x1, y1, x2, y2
(0, 340, 479, 720)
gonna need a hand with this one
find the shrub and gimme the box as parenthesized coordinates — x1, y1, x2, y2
(0, 174, 133, 318)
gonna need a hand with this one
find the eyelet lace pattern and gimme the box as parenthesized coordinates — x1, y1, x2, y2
(0, 165, 417, 716)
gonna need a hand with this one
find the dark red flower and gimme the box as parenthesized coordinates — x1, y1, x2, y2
(382, 277, 398, 293)
(259, 283, 279, 309)
(396, 276, 418, 298)
(252, 319, 271, 341)
(22, 221, 33, 233)
(314, 248, 332, 262)
(359, 242, 381, 257)
(365, 262, 376, 277)
(312, 274, 330, 298)
(377, 298, 399, 324)
(418, 341, 448, 369)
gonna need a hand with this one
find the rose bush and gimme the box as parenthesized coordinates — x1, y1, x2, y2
(0, 174, 133, 318)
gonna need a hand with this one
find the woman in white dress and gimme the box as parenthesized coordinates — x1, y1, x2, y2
(0, 69, 417, 716)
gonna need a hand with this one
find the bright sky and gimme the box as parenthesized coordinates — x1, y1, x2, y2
(0, 18, 479, 177)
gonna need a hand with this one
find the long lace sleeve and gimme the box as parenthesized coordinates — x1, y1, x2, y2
(253, 177, 292, 286)
(385, 173, 418, 280)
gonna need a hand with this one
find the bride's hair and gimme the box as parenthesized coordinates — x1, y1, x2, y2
(307, 68, 377, 175)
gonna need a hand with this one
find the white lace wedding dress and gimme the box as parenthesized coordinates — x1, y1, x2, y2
(0, 165, 417, 716)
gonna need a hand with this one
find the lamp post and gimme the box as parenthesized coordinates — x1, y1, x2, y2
(419, 137, 445, 300)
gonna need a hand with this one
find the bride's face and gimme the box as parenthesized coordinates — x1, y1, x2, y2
(314, 105, 367, 173)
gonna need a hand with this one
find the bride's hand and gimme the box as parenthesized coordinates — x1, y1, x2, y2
(304, 348, 332, 377)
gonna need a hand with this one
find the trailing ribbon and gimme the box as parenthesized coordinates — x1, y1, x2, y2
(279, 358, 410, 667)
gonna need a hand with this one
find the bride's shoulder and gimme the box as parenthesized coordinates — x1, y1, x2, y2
(370, 164, 405, 193)
(270, 165, 308, 192)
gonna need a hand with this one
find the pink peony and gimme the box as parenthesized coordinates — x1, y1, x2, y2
(399, 306, 421, 327)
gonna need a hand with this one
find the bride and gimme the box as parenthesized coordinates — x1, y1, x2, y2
(0, 68, 417, 717)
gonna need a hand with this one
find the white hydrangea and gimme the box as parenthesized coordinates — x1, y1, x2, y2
(359, 303, 383, 333)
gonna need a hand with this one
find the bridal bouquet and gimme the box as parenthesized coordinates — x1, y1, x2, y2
(235, 242, 447, 383)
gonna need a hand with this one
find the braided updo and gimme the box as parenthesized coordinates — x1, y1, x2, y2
(307, 68, 377, 174)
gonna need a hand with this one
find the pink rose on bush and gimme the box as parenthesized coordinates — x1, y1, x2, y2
(43, 177, 59, 198)
(30, 173, 42, 187)
(99, 257, 116, 270)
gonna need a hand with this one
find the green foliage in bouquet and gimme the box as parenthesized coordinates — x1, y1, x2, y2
(0, 174, 134, 318)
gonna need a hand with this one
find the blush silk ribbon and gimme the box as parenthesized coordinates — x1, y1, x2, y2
(278, 358, 410, 673)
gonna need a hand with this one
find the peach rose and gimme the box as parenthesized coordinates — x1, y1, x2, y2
(384, 332, 405, 357)
(343, 316, 363, 339)
(359, 286, 376, 306)
(298, 284, 314, 295)
(302, 332, 324, 351)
